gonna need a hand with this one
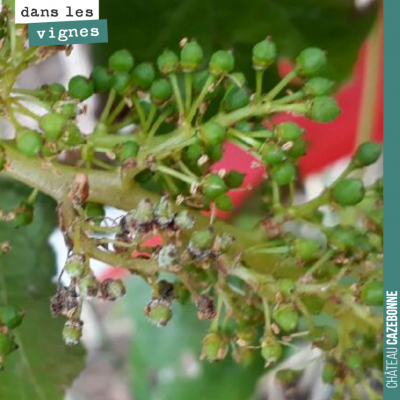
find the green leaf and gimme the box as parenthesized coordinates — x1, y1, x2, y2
(99, 0, 378, 83)
(0, 180, 85, 400)
(124, 277, 265, 400)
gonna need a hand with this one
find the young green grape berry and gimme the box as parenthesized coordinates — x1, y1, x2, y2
(310, 326, 339, 350)
(189, 229, 215, 258)
(40, 112, 67, 142)
(59, 103, 79, 120)
(288, 138, 307, 159)
(209, 50, 235, 75)
(346, 351, 363, 370)
(201, 332, 228, 362)
(275, 122, 304, 142)
(63, 124, 84, 147)
(150, 78, 173, 103)
(260, 334, 283, 365)
(174, 210, 195, 231)
(273, 304, 299, 333)
(0, 305, 25, 329)
(235, 121, 252, 133)
(132, 62, 156, 90)
(111, 72, 131, 93)
(354, 141, 382, 167)
(184, 142, 204, 163)
(331, 178, 365, 206)
(47, 83, 66, 101)
(215, 193, 233, 211)
(91, 66, 113, 93)
(158, 244, 180, 269)
(224, 171, 244, 189)
(252, 38, 277, 70)
(109, 49, 134, 72)
(62, 320, 83, 347)
(100, 279, 126, 301)
(222, 86, 250, 112)
(300, 294, 324, 315)
(117, 140, 140, 162)
(13, 202, 33, 227)
(154, 196, 174, 227)
(271, 162, 296, 186)
(181, 41, 204, 71)
(293, 238, 321, 262)
(0, 332, 17, 357)
(361, 281, 383, 306)
(322, 360, 340, 384)
(16, 130, 43, 158)
(145, 298, 172, 327)
(304, 77, 334, 96)
(78, 273, 99, 297)
(85, 202, 105, 222)
(203, 173, 227, 199)
(200, 121, 226, 147)
(157, 49, 179, 75)
(262, 144, 287, 166)
(295, 48, 327, 77)
(275, 368, 303, 387)
(68, 75, 94, 101)
(328, 226, 358, 252)
(65, 253, 86, 279)
(207, 144, 224, 162)
(277, 279, 296, 299)
(308, 96, 341, 123)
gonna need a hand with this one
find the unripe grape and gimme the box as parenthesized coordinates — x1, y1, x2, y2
(184, 142, 204, 162)
(16, 130, 43, 158)
(111, 72, 131, 93)
(275, 368, 303, 386)
(329, 226, 357, 252)
(224, 171, 244, 189)
(332, 178, 365, 206)
(201, 121, 226, 147)
(207, 143, 224, 162)
(91, 66, 113, 93)
(309, 96, 341, 123)
(322, 360, 340, 384)
(154, 197, 174, 227)
(262, 144, 286, 165)
(252, 38, 277, 70)
(215, 193, 233, 211)
(132, 62, 155, 90)
(300, 294, 324, 314)
(78, 273, 99, 297)
(59, 103, 79, 119)
(158, 244, 180, 269)
(288, 138, 307, 159)
(304, 77, 334, 96)
(174, 210, 195, 231)
(181, 41, 204, 71)
(68, 76, 94, 100)
(0, 305, 25, 329)
(361, 281, 383, 306)
(157, 49, 179, 75)
(40, 112, 66, 142)
(295, 48, 327, 77)
(47, 83, 66, 101)
(0, 332, 17, 357)
(109, 49, 134, 72)
(222, 86, 250, 112)
(294, 238, 320, 262)
(260, 334, 282, 365)
(65, 253, 86, 279)
(310, 326, 338, 350)
(150, 78, 173, 103)
(277, 279, 295, 298)
(145, 298, 172, 327)
(209, 50, 235, 75)
(201, 332, 228, 362)
(100, 279, 126, 301)
(354, 141, 382, 167)
(62, 320, 83, 347)
(235, 121, 252, 133)
(275, 122, 304, 141)
(271, 162, 296, 186)
(63, 124, 84, 147)
(189, 229, 215, 252)
(118, 140, 140, 162)
(203, 173, 227, 199)
(346, 351, 363, 370)
(273, 304, 299, 333)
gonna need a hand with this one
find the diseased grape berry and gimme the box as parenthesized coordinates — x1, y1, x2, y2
(132, 62, 156, 90)
(111, 72, 131, 93)
(222, 86, 250, 112)
(275, 122, 304, 142)
(304, 77, 334, 96)
(0, 305, 25, 329)
(78, 273, 99, 297)
(154, 197, 174, 227)
(273, 304, 299, 333)
(295, 48, 327, 77)
(361, 281, 383, 306)
(203, 174, 227, 199)
(91, 66, 113, 93)
(16, 129, 43, 158)
(215, 193, 233, 211)
(354, 141, 382, 167)
(201, 332, 228, 362)
(62, 320, 83, 347)
(196, 295, 216, 320)
(260, 334, 282, 365)
(40, 112, 66, 142)
(181, 41, 204, 71)
(150, 78, 173, 103)
(224, 171, 244, 189)
(252, 38, 276, 70)
(157, 49, 179, 75)
(118, 140, 140, 162)
(109, 49, 134, 73)
(100, 279, 126, 301)
(309, 96, 341, 123)
(174, 210, 195, 231)
(123, 199, 154, 232)
(145, 298, 172, 327)
(158, 244, 180, 269)
(65, 253, 86, 279)
(201, 121, 226, 147)
(154, 280, 175, 302)
(68, 75, 94, 101)
(310, 326, 339, 350)
(271, 162, 296, 186)
(214, 233, 234, 252)
(0, 332, 17, 357)
(263, 144, 287, 166)
(189, 229, 215, 259)
(209, 50, 235, 75)
(294, 238, 320, 262)
(332, 178, 365, 206)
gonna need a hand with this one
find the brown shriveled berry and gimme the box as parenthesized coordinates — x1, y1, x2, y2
(68, 173, 89, 206)
(100, 279, 126, 301)
(196, 295, 216, 320)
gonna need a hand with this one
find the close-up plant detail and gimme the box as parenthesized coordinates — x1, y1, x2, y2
(0, 2, 383, 399)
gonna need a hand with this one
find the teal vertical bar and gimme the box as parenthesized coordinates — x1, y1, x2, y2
(384, 2, 400, 399)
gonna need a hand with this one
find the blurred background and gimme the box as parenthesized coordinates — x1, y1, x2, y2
(8, 1, 383, 399)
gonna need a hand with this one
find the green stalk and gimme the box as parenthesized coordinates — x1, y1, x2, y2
(169, 73, 185, 117)
(266, 70, 297, 101)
